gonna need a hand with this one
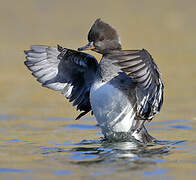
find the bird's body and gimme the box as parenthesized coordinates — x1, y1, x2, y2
(91, 81, 135, 137)
(90, 56, 136, 139)
(90, 74, 135, 136)
(24, 19, 164, 143)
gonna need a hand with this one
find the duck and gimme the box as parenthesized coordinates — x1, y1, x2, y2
(24, 18, 164, 144)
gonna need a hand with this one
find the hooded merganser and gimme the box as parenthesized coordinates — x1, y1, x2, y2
(24, 19, 164, 143)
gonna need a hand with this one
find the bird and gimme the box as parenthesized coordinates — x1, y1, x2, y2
(24, 18, 164, 144)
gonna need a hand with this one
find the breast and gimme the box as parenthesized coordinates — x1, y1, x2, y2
(90, 80, 136, 137)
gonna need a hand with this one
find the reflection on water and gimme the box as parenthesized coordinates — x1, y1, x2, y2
(38, 134, 174, 174)
(0, 115, 194, 179)
(55, 170, 73, 175)
(66, 124, 99, 130)
(70, 141, 171, 165)
(0, 168, 31, 173)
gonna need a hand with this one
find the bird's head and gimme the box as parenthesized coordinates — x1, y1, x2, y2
(78, 19, 121, 54)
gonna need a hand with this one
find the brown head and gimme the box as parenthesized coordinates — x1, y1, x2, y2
(78, 19, 121, 54)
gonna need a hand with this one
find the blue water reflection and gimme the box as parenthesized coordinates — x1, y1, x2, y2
(169, 125, 192, 130)
(0, 168, 31, 173)
(144, 167, 168, 176)
(55, 170, 73, 175)
(66, 124, 99, 130)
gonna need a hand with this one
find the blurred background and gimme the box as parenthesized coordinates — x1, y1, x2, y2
(0, 0, 196, 179)
(1, 0, 196, 119)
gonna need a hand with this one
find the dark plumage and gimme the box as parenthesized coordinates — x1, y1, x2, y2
(24, 46, 98, 120)
(24, 19, 164, 143)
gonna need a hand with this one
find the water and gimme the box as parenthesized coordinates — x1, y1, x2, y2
(0, 115, 194, 180)
(1, 0, 196, 179)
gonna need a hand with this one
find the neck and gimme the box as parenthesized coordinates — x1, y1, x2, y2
(93, 48, 122, 55)
(93, 41, 122, 55)
(98, 53, 122, 81)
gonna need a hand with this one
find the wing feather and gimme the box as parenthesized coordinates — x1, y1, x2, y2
(24, 45, 98, 119)
(112, 49, 164, 120)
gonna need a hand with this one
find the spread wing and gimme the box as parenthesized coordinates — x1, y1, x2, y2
(24, 45, 98, 119)
(112, 49, 164, 120)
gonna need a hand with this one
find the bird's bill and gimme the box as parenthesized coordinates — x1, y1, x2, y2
(78, 42, 95, 51)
